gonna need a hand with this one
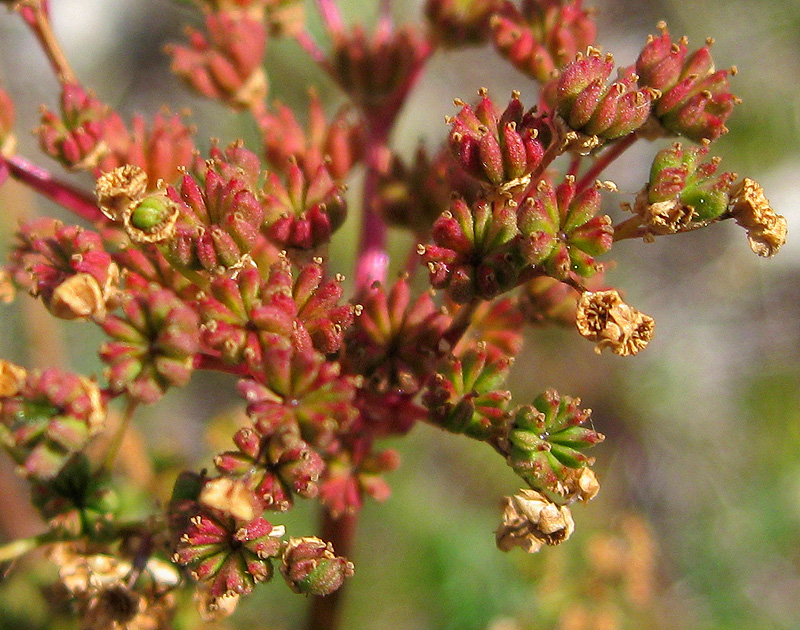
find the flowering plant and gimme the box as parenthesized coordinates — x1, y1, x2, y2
(0, 1, 787, 629)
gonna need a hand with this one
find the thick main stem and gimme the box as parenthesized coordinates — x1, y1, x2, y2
(354, 132, 390, 291)
(305, 510, 357, 630)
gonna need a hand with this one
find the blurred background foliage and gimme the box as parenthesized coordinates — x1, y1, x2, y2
(0, 0, 799, 629)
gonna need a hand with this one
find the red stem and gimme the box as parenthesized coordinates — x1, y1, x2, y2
(574, 133, 637, 194)
(295, 30, 331, 69)
(1, 155, 106, 224)
(193, 353, 253, 377)
(305, 510, 357, 630)
(315, 0, 345, 36)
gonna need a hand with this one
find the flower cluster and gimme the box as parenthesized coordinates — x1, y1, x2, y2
(0, 1, 789, 628)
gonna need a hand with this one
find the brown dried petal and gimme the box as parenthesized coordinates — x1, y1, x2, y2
(95, 165, 148, 221)
(194, 588, 239, 622)
(729, 177, 787, 258)
(559, 466, 600, 503)
(199, 477, 260, 522)
(575, 290, 654, 356)
(0, 359, 26, 397)
(48, 270, 117, 320)
(632, 189, 694, 236)
(496, 489, 575, 553)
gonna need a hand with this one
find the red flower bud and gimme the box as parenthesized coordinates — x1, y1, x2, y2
(491, 0, 596, 83)
(448, 89, 549, 192)
(636, 23, 739, 142)
(167, 11, 268, 110)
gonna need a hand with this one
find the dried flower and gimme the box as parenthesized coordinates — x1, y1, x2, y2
(517, 176, 613, 280)
(8, 218, 120, 320)
(728, 177, 787, 258)
(0, 368, 105, 479)
(167, 11, 268, 110)
(100, 287, 200, 403)
(575, 289, 654, 356)
(280, 536, 354, 595)
(636, 22, 739, 142)
(51, 544, 178, 630)
(199, 475, 263, 522)
(496, 488, 575, 553)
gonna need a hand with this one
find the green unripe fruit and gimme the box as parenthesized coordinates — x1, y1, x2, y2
(130, 196, 172, 231)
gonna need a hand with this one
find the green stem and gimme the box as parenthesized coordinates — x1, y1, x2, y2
(101, 398, 138, 474)
(0, 532, 58, 563)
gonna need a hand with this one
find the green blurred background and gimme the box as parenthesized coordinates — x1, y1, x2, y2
(1, 1, 799, 629)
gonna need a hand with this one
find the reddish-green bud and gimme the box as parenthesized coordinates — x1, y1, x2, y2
(556, 50, 657, 144)
(506, 390, 603, 500)
(343, 276, 451, 397)
(318, 441, 401, 516)
(259, 92, 364, 181)
(421, 196, 521, 302)
(36, 83, 113, 171)
(636, 23, 738, 142)
(30, 454, 118, 535)
(0, 365, 105, 480)
(173, 505, 284, 597)
(378, 144, 482, 237)
(261, 162, 347, 250)
(167, 11, 268, 110)
(280, 536, 354, 596)
(517, 176, 612, 280)
(423, 344, 512, 440)
(240, 343, 357, 450)
(491, 0, 596, 84)
(214, 424, 325, 511)
(100, 287, 200, 403)
(448, 89, 549, 192)
(329, 23, 430, 112)
(425, 0, 504, 48)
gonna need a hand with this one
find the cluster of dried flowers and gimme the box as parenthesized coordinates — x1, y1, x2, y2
(0, 0, 786, 628)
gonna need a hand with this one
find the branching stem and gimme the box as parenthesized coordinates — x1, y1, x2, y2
(1, 154, 105, 224)
(574, 133, 637, 194)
